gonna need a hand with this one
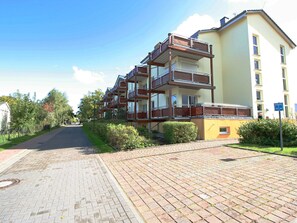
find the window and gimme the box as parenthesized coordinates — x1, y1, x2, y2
(282, 68, 288, 91)
(142, 104, 147, 112)
(257, 104, 263, 112)
(182, 95, 196, 107)
(256, 91, 262, 101)
(253, 35, 259, 55)
(255, 73, 261, 85)
(280, 46, 286, 64)
(254, 59, 260, 70)
(284, 95, 289, 118)
(219, 127, 230, 135)
(152, 101, 155, 109)
(257, 104, 263, 119)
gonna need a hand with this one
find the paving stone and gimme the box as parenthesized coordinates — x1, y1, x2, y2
(101, 139, 297, 222)
(0, 126, 141, 223)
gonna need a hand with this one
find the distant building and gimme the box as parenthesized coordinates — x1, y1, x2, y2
(0, 102, 11, 131)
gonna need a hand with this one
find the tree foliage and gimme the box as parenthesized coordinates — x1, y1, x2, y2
(77, 89, 103, 122)
(43, 89, 73, 126)
(0, 89, 73, 134)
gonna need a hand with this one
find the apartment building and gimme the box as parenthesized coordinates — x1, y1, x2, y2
(99, 9, 295, 140)
(192, 9, 296, 119)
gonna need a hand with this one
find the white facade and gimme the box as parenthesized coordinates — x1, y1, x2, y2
(197, 10, 296, 119)
(0, 102, 11, 131)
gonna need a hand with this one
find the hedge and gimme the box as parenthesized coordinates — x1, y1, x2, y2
(107, 124, 155, 150)
(163, 121, 197, 144)
(84, 121, 154, 150)
(238, 119, 297, 147)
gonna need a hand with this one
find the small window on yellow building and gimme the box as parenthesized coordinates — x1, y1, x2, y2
(219, 127, 230, 135)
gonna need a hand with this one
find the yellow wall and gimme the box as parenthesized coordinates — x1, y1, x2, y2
(192, 118, 252, 140)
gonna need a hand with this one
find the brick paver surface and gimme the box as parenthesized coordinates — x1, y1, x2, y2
(0, 126, 140, 223)
(101, 140, 297, 223)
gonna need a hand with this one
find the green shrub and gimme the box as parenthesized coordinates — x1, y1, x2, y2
(238, 119, 297, 147)
(163, 121, 197, 144)
(137, 126, 150, 138)
(106, 124, 153, 150)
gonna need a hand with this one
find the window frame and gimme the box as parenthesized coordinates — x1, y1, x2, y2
(219, 127, 230, 135)
(253, 35, 259, 55)
(280, 45, 286, 64)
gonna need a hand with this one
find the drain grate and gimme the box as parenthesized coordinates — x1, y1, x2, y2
(169, 157, 178, 161)
(0, 179, 20, 189)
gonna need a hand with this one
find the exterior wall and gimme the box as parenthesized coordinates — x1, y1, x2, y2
(247, 14, 294, 119)
(198, 32, 224, 103)
(192, 118, 251, 140)
(0, 103, 11, 131)
(219, 18, 253, 110)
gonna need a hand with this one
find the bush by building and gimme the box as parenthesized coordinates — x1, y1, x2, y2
(163, 121, 197, 144)
(238, 119, 297, 147)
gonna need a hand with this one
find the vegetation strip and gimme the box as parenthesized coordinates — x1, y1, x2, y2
(228, 143, 297, 157)
(82, 124, 113, 153)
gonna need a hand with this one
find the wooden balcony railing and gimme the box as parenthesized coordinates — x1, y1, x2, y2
(151, 105, 251, 118)
(127, 66, 148, 80)
(111, 97, 127, 107)
(152, 70, 210, 89)
(128, 89, 149, 99)
(111, 81, 127, 93)
(150, 34, 209, 61)
(127, 112, 148, 119)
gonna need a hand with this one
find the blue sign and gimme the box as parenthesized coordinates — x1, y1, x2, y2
(274, 102, 284, 111)
(295, 103, 297, 112)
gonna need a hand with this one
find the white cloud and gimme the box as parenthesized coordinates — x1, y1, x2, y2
(72, 66, 104, 85)
(173, 14, 218, 37)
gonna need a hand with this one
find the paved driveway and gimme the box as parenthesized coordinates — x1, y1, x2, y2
(101, 140, 297, 223)
(0, 126, 140, 223)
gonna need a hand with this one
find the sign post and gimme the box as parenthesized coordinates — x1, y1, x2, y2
(274, 102, 284, 151)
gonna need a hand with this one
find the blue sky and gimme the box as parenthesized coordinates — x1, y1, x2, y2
(0, 0, 296, 111)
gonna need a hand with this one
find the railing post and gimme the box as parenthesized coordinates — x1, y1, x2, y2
(192, 72, 194, 83)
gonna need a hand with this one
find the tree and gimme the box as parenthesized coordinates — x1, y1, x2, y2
(8, 91, 43, 133)
(43, 89, 73, 126)
(78, 89, 103, 122)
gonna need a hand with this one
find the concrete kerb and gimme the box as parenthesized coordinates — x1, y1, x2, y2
(0, 149, 32, 174)
(98, 156, 145, 223)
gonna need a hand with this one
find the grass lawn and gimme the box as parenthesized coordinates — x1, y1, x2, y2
(82, 125, 113, 153)
(0, 128, 58, 152)
(228, 143, 297, 157)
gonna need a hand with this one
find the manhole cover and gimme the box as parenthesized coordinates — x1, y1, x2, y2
(220, 158, 236, 162)
(0, 179, 20, 189)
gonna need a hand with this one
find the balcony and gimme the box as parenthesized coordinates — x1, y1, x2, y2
(127, 112, 148, 120)
(128, 89, 149, 100)
(148, 34, 212, 65)
(111, 80, 127, 94)
(152, 69, 211, 90)
(127, 66, 148, 82)
(151, 104, 251, 118)
(110, 97, 127, 108)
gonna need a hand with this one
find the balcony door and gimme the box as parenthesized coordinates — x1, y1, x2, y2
(182, 95, 196, 107)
